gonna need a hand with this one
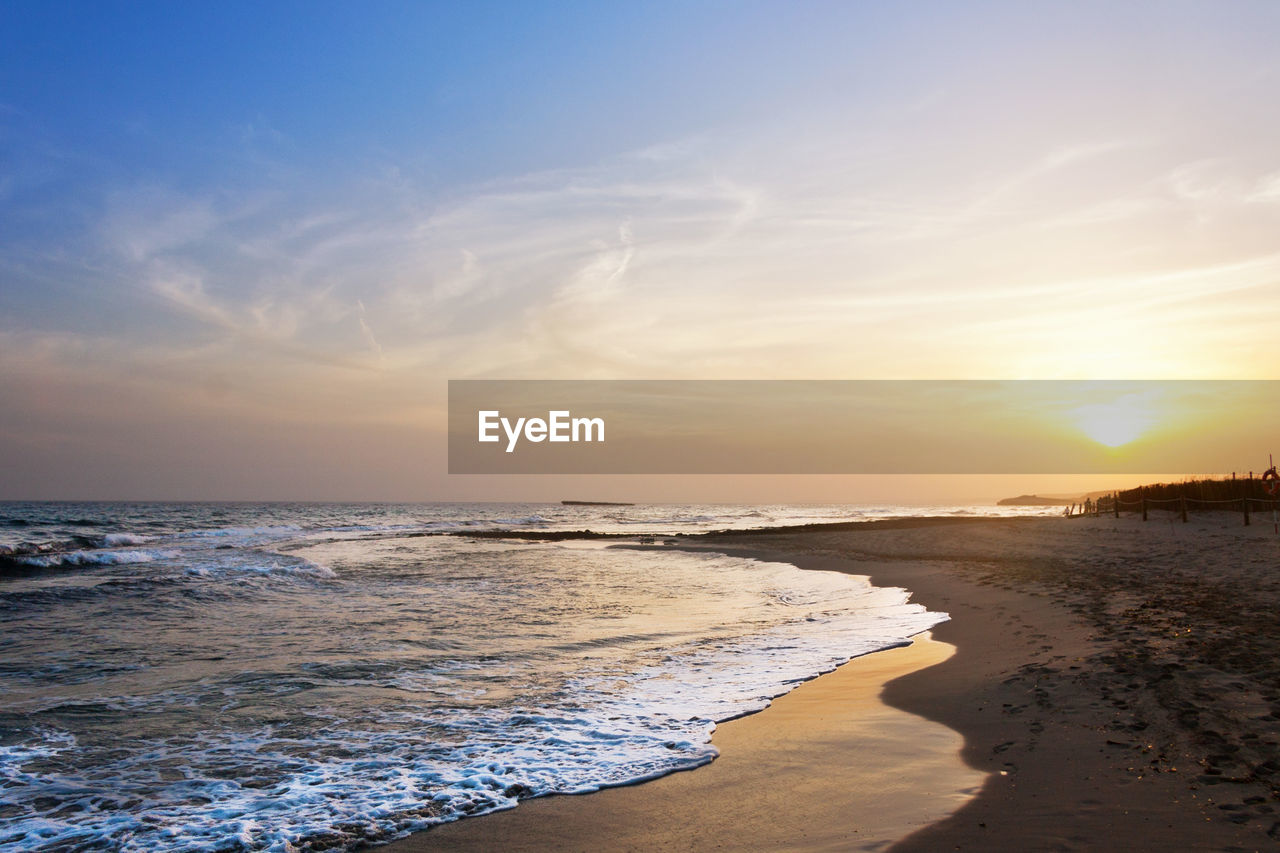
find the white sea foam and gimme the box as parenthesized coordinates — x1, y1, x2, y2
(102, 533, 150, 546)
(14, 548, 176, 568)
(179, 554, 336, 580)
(614, 514, 719, 525)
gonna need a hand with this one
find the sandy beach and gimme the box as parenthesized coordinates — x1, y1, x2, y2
(384, 514, 1280, 851)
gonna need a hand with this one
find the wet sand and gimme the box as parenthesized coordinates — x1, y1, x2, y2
(383, 631, 982, 852)
(382, 514, 1280, 851)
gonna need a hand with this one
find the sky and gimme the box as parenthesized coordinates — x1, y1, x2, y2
(2, 1, 1279, 501)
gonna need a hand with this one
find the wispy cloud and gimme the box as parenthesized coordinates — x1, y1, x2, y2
(356, 298, 383, 362)
(18, 116, 1280, 424)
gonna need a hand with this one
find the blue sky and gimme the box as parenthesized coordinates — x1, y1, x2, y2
(3, 3, 894, 193)
(3, 1, 1280, 499)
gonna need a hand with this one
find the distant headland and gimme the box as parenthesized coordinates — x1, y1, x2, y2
(997, 494, 1074, 506)
(561, 500, 636, 506)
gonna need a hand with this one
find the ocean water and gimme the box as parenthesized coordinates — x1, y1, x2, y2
(0, 502, 1054, 851)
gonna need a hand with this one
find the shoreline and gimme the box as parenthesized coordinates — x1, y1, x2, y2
(381, 630, 981, 852)
(381, 515, 1276, 851)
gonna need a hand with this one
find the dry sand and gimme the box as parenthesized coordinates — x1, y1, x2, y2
(380, 514, 1280, 852)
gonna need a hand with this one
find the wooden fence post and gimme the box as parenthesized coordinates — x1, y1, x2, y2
(1114, 491, 1120, 518)
(1142, 490, 1148, 521)
(1244, 494, 1251, 526)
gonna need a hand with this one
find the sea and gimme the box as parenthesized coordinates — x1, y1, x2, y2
(0, 501, 1058, 851)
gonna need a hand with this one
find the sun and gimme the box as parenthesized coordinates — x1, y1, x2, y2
(1070, 393, 1158, 448)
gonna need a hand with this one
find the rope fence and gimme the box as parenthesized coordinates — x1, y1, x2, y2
(1066, 486, 1280, 531)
